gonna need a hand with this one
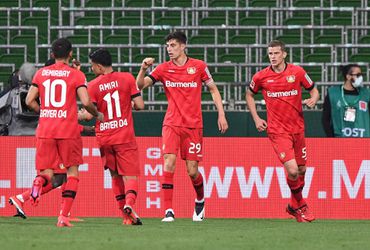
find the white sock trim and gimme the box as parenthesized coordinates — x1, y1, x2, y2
(16, 194, 24, 203)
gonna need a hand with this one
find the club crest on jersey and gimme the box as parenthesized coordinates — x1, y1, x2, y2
(359, 101, 367, 111)
(279, 152, 286, 159)
(187, 67, 196, 74)
(286, 75, 295, 83)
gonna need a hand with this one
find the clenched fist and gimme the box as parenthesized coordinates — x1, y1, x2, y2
(141, 57, 155, 70)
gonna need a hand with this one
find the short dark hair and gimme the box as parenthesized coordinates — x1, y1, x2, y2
(44, 58, 55, 66)
(339, 64, 361, 79)
(52, 38, 72, 59)
(165, 31, 187, 44)
(268, 40, 286, 52)
(89, 48, 112, 67)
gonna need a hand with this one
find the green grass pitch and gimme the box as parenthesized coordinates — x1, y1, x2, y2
(0, 217, 369, 250)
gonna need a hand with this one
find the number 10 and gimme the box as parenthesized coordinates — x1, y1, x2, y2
(42, 79, 66, 107)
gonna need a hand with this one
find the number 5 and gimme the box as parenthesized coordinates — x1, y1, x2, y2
(302, 147, 307, 160)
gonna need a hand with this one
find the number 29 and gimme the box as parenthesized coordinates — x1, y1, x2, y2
(189, 143, 201, 154)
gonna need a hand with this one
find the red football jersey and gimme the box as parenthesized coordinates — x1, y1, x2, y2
(149, 57, 213, 128)
(88, 72, 140, 146)
(32, 61, 86, 139)
(249, 63, 314, 134)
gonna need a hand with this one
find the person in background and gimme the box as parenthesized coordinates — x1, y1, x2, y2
(322, 64, 370, 137)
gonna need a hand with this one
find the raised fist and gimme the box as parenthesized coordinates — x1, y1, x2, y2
(141, 57, 155, 70)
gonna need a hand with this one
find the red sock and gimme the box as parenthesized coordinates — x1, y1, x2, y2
(31, 174, 51, 198)
(61, 181, 66, 192)
(287, 177, 305, 209)
(162, 171, 174, 210)
(60, 176, 79, 217)
(59, 182, 67, 213)
(297, 174, 306, 207)
(191, 173, 204, 201)
(19, 176, 51, 203)
(299, 174, 305, 189)
(20, 190, 31, 202)
(33, 174, 50, 187)
(41, 180, 53, 195)
(112, 176, 125, 210)
(125, 179, 138, 207)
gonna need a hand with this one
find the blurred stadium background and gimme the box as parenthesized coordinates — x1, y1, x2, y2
(1, 3, 370, 249)
(1, 0, 369, 118)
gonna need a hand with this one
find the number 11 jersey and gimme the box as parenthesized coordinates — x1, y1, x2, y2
(87, 71, 141, 146)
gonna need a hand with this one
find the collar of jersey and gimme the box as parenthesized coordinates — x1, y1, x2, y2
(270, 62, 288, 73)
(170, 56, 190, 67)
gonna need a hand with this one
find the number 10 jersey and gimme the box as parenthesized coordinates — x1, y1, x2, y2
(32, 61, 87, 139)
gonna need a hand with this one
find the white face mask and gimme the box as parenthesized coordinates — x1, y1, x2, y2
(352, 75, 363, 88)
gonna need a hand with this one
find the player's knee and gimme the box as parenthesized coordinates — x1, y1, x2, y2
(187, 171, 198, 179)
(164, 154, 176, 172)
(298, 166, 306, 175)
(287, 171, 299, 179)
(186, 164, 198, 179)
(164, 162, 175, 172)
(164, 161, 176, 172)
(286, 166, 299, 179)
(67, 166, 79, 177)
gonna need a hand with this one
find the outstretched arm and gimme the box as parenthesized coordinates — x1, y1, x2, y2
(207, 81, 228, 134)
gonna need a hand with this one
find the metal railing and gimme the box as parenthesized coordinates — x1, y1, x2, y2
(1, 3, 370, 111)
(6, 0, 370, 9)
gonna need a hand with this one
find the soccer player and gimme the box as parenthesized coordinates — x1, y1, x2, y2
(246, 40, 319, 222)
(9, 166, 69, 219)
(322, 64, 370, 137)
(136, 31, 228, 222)
(9, 59, 91, 221)
(78, 48, 144, 225)
(25, 38, 103, 227)
(9, 169, 84, 222)
(9, 126, 91, 221)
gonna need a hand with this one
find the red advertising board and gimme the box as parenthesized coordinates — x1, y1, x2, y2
(0, 137, 369, 219)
